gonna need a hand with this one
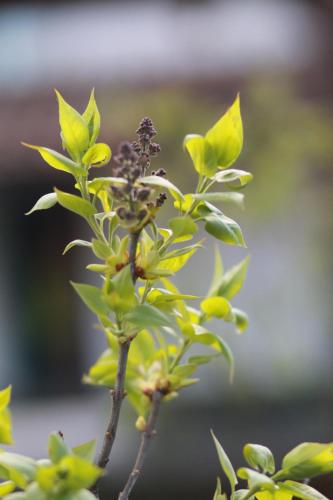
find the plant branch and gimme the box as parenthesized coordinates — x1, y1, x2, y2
(96, 340, 131, 470)
(93, 229, 142, 496)
(118, 390, 164, 500)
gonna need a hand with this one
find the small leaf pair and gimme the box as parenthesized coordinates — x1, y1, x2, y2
(22, 90, 111, 179)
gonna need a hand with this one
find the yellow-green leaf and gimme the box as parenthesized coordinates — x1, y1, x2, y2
(71, 282, 109, 318)
(157, 247, 198, 274)
(0, 386, 12, 446)
(205, 94, 243, 169)
(183, 134, 217, 177)
(279, 442, 333, 480)
(243, 444, 275, 474)
(237, 468, 275, 492)
(0, 480, 15, 496)
(125, 304, 173, 329)
(256, 489, 292, 500)
(55, 189, 96, 217)
(82, 88, 101, 146)
(191, 192, 245, 208)
(72, 440, 96, 463)
(0, 452, 37, 489)
(278, 480, 328, 500)
(216, 257, 250, 300)
(0, 387, 11, 412)
(168, 216, 198, 238)
(201, 297, 231, 319)
(21, 144, 85, 176)
(48, 432, 71, 464)
(55, 90, 90, 161)
(232, 308, 249, 334)
(82, 143, 112, 168)
(204, 212, 246, 247)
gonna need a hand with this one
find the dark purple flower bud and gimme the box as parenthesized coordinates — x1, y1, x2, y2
(136, 117, 157, 139)
(138, 208, 148, 221)
(124, 210, 136, 221)
(136, 187, 151, 201)
(154, 168, 167, 177)
(114, 141, 138, 166)
(156, 192, 167, 207)
(111, 185, 125, 200)
(131, 141, 142, 154)
(131, 166, 141, 180)
(149, 142, 161, 156)
(116, 206, 127, 219)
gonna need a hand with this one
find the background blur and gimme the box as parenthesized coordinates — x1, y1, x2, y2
(0, 0, 333, 498)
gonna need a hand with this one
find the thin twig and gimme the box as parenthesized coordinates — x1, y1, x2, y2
(97, 340, 131, 469)
(118, 391, 163, 500)
(91, 340, 130, 497)
(92, 229, 141, 497)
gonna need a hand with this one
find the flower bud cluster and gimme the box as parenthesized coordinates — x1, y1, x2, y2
(111, 118, 167, 231)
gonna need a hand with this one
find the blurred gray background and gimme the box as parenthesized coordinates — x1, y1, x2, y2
(0, 0, 333, 498)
